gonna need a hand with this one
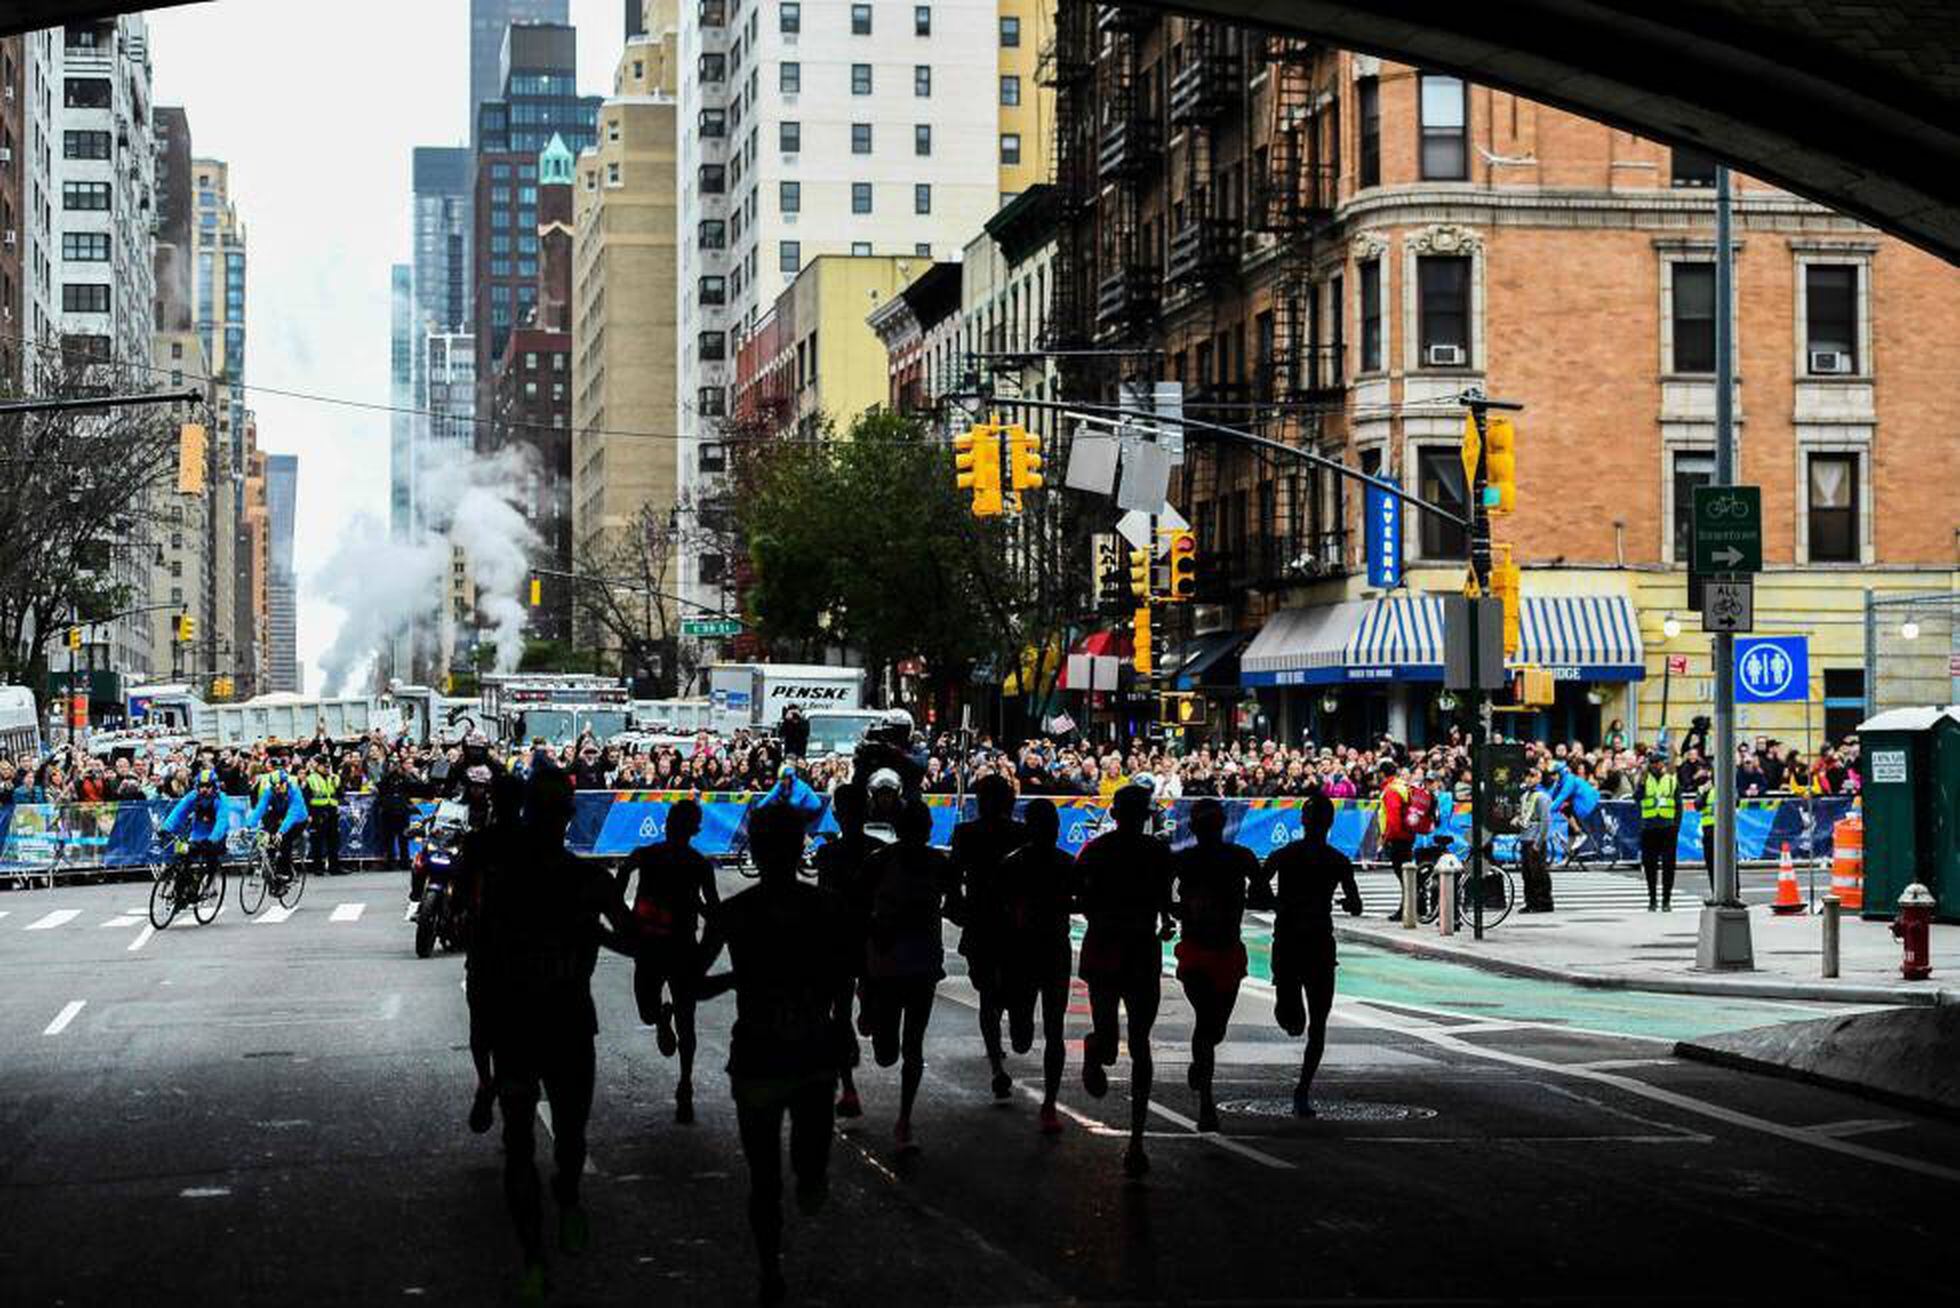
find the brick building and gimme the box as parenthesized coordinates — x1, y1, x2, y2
(1048, 6, 1960, 749)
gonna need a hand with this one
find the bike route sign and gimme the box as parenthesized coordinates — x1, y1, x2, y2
(1691, 484, 1762, 574)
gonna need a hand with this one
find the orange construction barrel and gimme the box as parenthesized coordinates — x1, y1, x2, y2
(1829, 815, 1864, 912)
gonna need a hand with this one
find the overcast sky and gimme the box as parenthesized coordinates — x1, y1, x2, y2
(146, 0, 626, 694)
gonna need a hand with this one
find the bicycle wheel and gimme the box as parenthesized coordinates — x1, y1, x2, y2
(1456, 867, 1518, 930)
(238, 857, 266, 915)
(1414, 869, 1441, 923)
(148, 867, 181, 930)
(277, 859, 307, 910)
(193, 866, 225, 925)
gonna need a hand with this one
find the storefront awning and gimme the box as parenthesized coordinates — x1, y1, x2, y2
(1517, 596, 1646, 682)
(1241, 602, 1369, 687)
(1170, 631, 1250, 691)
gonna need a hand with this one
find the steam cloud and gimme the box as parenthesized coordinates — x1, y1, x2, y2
(316, 444, 540, 695)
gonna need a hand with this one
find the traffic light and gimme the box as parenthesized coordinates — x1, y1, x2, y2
(1006, 426, 1044, 493)
(1484, 416, 1517, 515)
(1128, 548, 1155, 601)
(65, 626, 82, 651)
(1159, 693, 1207, 727)
(211, 675, 234, 701)
(1132, 605, 1153, 676)
(1489, 546, 1521, 657)
(1460, 412, 1483, 492)
(528, 576, 543, 607)
(1515, 667, 1555, 707)
(174, 614, 196, 644)
(953, 424, 1004, 517)
(1164, 529, 1197, 602)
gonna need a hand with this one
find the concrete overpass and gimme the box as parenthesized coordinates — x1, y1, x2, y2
(1145, 0, 1960, 264)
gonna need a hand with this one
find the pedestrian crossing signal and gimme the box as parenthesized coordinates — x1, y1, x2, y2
(1159, 693, 1205, 727)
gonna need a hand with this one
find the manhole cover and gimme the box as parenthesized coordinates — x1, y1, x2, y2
(1220, 1098, 1439, 1123)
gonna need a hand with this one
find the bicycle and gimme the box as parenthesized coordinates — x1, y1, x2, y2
(1413, 839, 1519, 930)
(148, 839, 226, 930)
(237, 832, 307, 915)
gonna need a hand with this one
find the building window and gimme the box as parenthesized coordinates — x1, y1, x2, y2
(779, 120, 800, 153)
(1000, 74, 1021, 106)
(780, 180, 801, 213)
(700, 442, 728, 473)
(1807, 453, 1859, 563)
(698, 386, 727, 416)
(1671, 147, 1718, 188)
(62, 181, 110, 211)
(1357, 76, 1380, 188)
(1417, 256, 1471, 365)
(915, 65, 931, 97)
(606, 163, 621, 187)
(62, 284, 110, 314)
(1671, 451, 1713, 563)
(699, 107, 727, 137)
(1671, 262, 1715, 374)
(1359, 259, 1382, 372)
(851, 63, 872, 95)
(1805, 264, 1859, 374)
(1418, 73, 1468, 181)
(62, 232, 111, 262)
(779, 1, 799, 32)
(915, 242, 931, 257)
(780, 61, 800, 93)
(780, 240, 801, 274)
(62, 129, 111, 160)
(914, 184, 931, 214)
(699, 164, 726, 193)
(853, 182, 873, 214)
(851, 3, 872, 34)
(64, 77, 111, 108)
(915, 5, 931, 35)
(1000, 14, 1020, 45)
(915, 124, 932, 156)
(1416, 447, 1469, 559)
(699, 52, 726, 82)
(699, 276, 727, 306)
(852, 122, 872, 154)
(700, 553, 727, 586)
(699, 331, 727, 361)
(852, 241, 873, 256)
(1000, 132, 1021, 165)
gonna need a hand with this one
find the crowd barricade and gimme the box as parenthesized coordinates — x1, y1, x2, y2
(0, 791, 1858, 878)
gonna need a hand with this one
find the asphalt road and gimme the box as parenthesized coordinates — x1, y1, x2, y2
(3, 869, 1956, 1307)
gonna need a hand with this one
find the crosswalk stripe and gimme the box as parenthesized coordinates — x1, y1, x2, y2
(0, 910, 10, 921)
(329, 903, 365, 923)
(254, 905, 297, 925)
(43, 1000, 85, 1036)
(25, 909, 80, 930)
(101, 915, 143, 928)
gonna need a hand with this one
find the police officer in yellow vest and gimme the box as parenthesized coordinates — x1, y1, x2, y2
(305, 754, 343, 877)
(1638, 752, 1681, 912)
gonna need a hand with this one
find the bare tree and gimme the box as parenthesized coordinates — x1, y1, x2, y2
(572, 500, 688, 697)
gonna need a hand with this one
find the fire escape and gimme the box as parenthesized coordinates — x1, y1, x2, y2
(1165, 22, 1241, 300)
(1093, 5, 1161, 343)
(1040, 0, 1097, 368)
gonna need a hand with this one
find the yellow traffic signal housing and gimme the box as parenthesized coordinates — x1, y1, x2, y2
(1006, 426, 1044, 492)
(1128, 548, 1154, 600)
(1160, 693, 1206, 727)
(1460, 412, 1483, 492)
(528, 576, 543, 607)
(65, 626, 82, 651)
(1132, 606, 1153, 676)
(1164, 529, 1197, 602)
(954, 424, 1005, 517)
(1490, 547, 1521, 657)
(1484, 416, 1517, 515)
(174, 614, 197, 644)
(1516, 667, 1556, 707)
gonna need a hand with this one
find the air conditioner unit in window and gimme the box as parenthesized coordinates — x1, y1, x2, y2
(1809, 349, 1851, 375)
(2, 230, 14, 248)
(0, 147, 11, 164)
(1425, 343, 1466, 367)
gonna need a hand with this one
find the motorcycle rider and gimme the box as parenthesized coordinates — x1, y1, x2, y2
(248, 759, 308, 887)
(416, 764, 494, 925)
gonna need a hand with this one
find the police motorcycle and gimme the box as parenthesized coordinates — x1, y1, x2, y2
(410, 799, 473, 958)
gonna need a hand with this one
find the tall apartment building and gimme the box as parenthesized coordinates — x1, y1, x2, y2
(186, 156, 251, 694)
(240, 438, 268, 694)
(264, 452, 298, 692)
(148, 326, 214, 681)
(572, 5, 679, 598)
(993, 0, 1051, 201)
(425, 330, 478, 680)
(1050, 7, 1960, 748)
(0, 36, 25, 382)
(389, 262, 414, 545)
(151, 105, 191, 328)
(675, 0, 1012, 619)
(13, 28, 56, 365)
(471, 0, 570, 148)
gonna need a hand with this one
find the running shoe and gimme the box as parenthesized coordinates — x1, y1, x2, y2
(1291, 1085, 1317, 1119)
(1038, 1104, 1062, 1136)
(1196, 1102, 1220, 1134)
(1081, 1041, 1108, 1099)
(895, 1117, 918, 1155)
(675, 1084, 694, 1126)
(990, 1068, 1013, 1101)
(558, 1203, 590, 1256)
(469, 1085, 496, 1135)
(515, 1261, 547, 1307)
(656, 1003, 678, 1057)
(1122, 1143, 1150, 1179)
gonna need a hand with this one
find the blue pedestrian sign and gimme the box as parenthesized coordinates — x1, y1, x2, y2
(1365, 483, 1401, 590)
(1735, 636, 1808, 703)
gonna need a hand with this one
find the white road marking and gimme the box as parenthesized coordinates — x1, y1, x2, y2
(1571, 1057, 1681, 1072)
(101, 915, 143, 929)
(0, 910, 10, 921)
(43, 1000, 85, 1035)
(254, 905, 297, 925)
(178, 1187, 230, 1199)
(128, 925, 155, 952)
(329, 902, 365, 922)
(25, 909, 80, 930)
(1813, 1118, 1912, 1139)
(1144, 1100, 1295, 1170)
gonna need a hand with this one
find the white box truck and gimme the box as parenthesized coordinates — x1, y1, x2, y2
(707, 663, 865, 736)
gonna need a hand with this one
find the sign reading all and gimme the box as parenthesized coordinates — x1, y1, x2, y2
(1691, 484, 1762, 575)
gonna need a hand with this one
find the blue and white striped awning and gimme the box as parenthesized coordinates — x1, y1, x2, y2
(1516, 595, 1645, 681)
(1343, 595, 1446, 680)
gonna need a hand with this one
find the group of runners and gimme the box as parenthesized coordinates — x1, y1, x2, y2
(451, 756, 1365, 1306)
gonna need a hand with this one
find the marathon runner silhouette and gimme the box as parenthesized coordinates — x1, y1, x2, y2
(1171, 797, 1261, 1133)
(948, 774, 1029, 1100)
(994, 797, 1079, 1133)
(810, 782, 874, 1120)
(615, 797, 721, 1124)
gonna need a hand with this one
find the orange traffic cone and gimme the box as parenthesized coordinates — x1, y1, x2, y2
(1770, 842, 1807, 916)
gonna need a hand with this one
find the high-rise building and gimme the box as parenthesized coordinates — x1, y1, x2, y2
(470, 0, 569, 148)
(148, 327, 215, 683)
(673, 0, 1006, 620)
(264, 453, 299, 693)
(151, 106, 194, 331)
(0, 36, 25, 384)
(474, 23, 600, 367)
(424, 329, 477, 679)
(14, 28, 57, 367)
(389, 263, 414, 544)
(412, 147, 472, 338)
(994, 0, 1053, 201)
(572, 10, 679, 603)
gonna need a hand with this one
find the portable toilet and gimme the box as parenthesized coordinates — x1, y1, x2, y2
(1855, 706, 1960, 923)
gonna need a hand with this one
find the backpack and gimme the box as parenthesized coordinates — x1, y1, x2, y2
(1405, 785, 1437, 835)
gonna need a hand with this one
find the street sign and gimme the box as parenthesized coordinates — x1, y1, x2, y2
(1691, 484, 1762, 574)
(1703, 578, 1754, 632)
(1364, 482, 1402, 590)
(1666, 654, 1689, 676)
(681, 617, 743, 638)
(1735, 635, 1808, 703)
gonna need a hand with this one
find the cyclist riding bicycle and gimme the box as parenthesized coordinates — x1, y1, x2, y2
(249, 762, 308, 883)
(754, 762, 824, 830)
(1546, 760, 1604, 864)
(161, 770, 234, 889)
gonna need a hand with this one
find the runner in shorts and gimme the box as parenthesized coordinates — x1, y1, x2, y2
(1253, 790, 1362, 1118)
(859, 798, 957, 1154)
(1073, 784, 1176, 1179)
(614, 798, 720, 1124)
(1170, 797, 1262, 1133)
(994, 798, 1079, 1134)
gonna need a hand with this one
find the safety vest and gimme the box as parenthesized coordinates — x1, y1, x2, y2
(305, 772, 339, 810)
(1698, 782, 1715, 829)
(1639, 772, 1679, 822)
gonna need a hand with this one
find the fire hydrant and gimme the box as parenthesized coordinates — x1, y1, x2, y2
(1891, 883, 1936, 981)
